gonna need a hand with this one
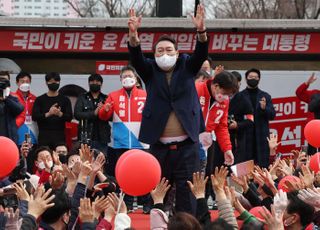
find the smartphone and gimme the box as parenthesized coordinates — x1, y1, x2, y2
(25, 133, 32, 145)
(3, 187, 17, 196)
(276, 152, 282, 160)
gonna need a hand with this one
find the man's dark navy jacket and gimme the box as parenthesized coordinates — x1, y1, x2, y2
(128, 38, 208, 145)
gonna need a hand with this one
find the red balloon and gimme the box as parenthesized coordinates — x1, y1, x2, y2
(115, 150, 161, 196)
(309, 152, 320, 173)
(278, 175, 300, 192)
(249, 206, 270, 221)
(304, 120, 320, 148)
(0, 136, 19, 178)
(115, 149, 136, 177)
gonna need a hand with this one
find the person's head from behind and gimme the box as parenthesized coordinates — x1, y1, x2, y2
(211, 71, 238, 103)
(16, 71, 32, 93)
(283, 192, 315, 229)
(204, 218, 234, 230)
(195, 70, 211, 84)
(34, 146, 53, 172)
(88, 73, 103, 93)
(41, 190, 71, 229)
(120, 65, 138, 90)
(153, 35, 179, 72)
(45, 72, 61, 92)
(167, 212, 201, 230)
(245, 68, 260, 89)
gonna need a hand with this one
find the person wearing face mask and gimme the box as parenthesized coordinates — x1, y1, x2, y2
(74, 74, 110, 155)
(214, 71, 254, 165)
(34, 146, 54, 184)
(127, 4, 208, 215)
(196, 71, 238, 173)
(283, 192, 315, 230)
(296, 73, 319, 155)
(99, 65, 150, 213)
(240, 68, 276, 168)
(14, 71, 38, 147)
(32, 72, 72, 148)
(39, 190, 71, 230)
(0, 71, 24, 144)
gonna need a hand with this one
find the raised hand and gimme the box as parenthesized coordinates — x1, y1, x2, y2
(267, 133, 280, 156)
(12, 182, 30, 201)
(269, 158, 280, 178)
(20, 141, 31, 158)
(151, 178, 171, 204)
(298, 164, 315, 188)
(79, 161, 92, 178)
(211, 166, 228, 192)
(278, 160, 293, 176)
(214, 65, 224, 77)
(284, 178, 305, 192)
(191, 4, 206, 31)
(79, 198, 95, 223)
(108, 192, 127, 214)
(52, 151, 62, 166)
(79, 144, 93, 163)
(273, 190, 288, 217)
(231, 174, 249, 193)
(92, 152, 106, 173)
(259, 205, 285, 230)
(298, 187, 320, 208)
(4, 208, 20, 227)
(187, 172, 208, 199)
(93, 195, 109, 219)
(49, 171, 65, 190)
(128, 8, 142, 33)
(27, 186, 55, 219)
(306, 72, 317, 85)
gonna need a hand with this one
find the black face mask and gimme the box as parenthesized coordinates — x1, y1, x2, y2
(247, 79, 259, 88)
(89, 84, 101, 93)
(48, 83, 60, 91)
(59, 155, 67, 164)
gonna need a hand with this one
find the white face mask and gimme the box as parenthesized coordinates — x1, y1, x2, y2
(38, 161, 46, 170)
(47, 160, 53, 168)
(38, 160, 53, 170)
(19, 83, 30, 92)
(155, 54, 177, 71)
(121, 78, 136, 89)
(215, 93, 229, 103)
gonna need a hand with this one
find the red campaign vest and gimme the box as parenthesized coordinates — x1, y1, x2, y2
(196, 81, 232, 153)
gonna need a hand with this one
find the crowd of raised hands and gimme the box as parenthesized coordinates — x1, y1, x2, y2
(0, 143, 135, 230)
(148, 148, 320, 230)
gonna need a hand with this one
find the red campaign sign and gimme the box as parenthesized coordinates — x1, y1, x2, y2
(96, 61, 128, 75)
(0, 30, 319, 54)
(270, 96, 314, 155)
